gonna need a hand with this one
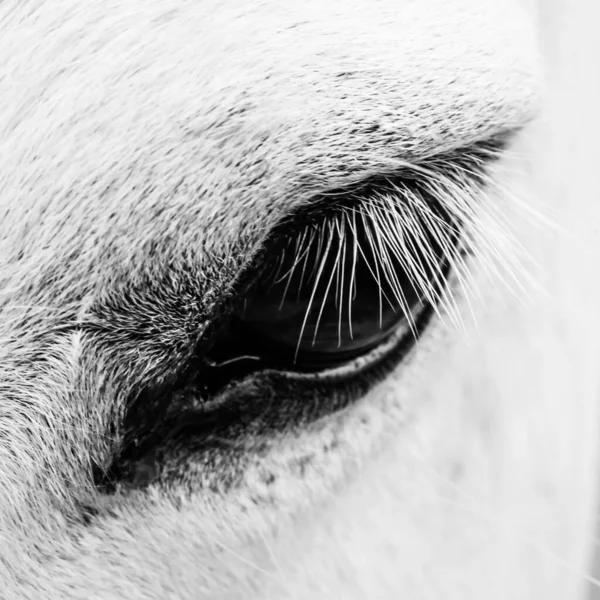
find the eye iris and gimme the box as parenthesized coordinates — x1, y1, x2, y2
(232, 200, 451, 368)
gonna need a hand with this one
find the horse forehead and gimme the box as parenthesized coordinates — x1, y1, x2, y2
(0, 0, 539, 291)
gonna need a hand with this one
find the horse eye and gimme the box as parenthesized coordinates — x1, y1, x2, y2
(211, 195, 454, 373)
(203, 138, 508, 378)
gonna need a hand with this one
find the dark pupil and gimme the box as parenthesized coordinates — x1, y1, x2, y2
(229, 210, 441, 369)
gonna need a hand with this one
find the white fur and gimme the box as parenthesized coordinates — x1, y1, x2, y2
(0, 0, 598, 598)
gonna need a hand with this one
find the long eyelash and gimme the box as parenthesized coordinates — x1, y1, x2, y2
(346, 209, 391, 325)
(295, 222, 335, 360)
(296, 226, 316, 302)
(361, 202, 417, 332)
(335, 216, 348, 345)
(276, 149, 545, 360)
(312, 220, 344, 347)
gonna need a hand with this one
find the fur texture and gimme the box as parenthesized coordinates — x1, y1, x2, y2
(0, 0, 598, 598)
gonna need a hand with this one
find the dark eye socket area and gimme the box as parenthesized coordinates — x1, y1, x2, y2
(208, 189, 454, 372)
(201, 134, 509, 385)
(240, 212, 425, 362)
